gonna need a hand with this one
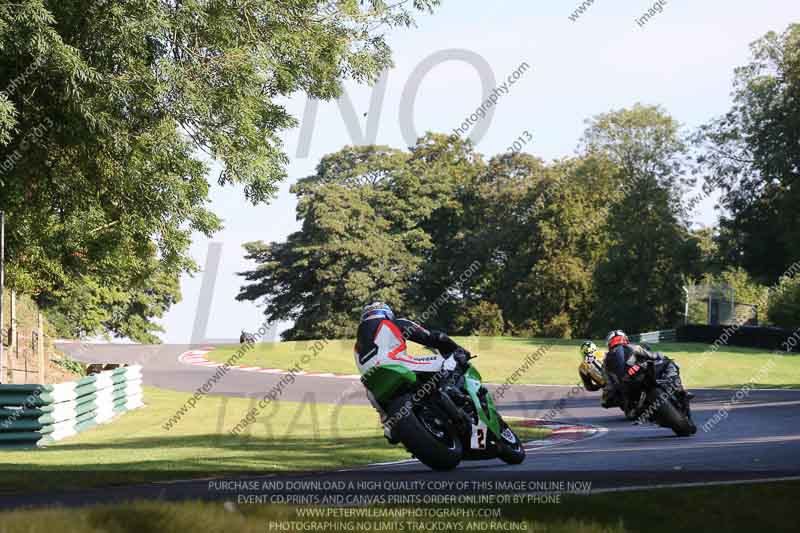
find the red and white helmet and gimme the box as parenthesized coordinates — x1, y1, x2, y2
(606, 330, 629, 350)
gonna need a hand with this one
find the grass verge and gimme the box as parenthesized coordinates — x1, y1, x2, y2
(0, 386, 549, 492)
(0, 481, 797, 532)
(206, 337, 800, 388)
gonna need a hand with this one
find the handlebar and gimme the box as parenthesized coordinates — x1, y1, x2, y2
(452, 348, 473, 360)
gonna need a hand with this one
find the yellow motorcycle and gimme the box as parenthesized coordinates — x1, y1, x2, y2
(578, 341, 636, 418)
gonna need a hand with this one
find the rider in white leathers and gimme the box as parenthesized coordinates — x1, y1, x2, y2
(354, 302, 469, 441)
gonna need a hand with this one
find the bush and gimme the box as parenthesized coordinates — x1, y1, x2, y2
(541, 312, 573, 339)
(507, 319, 540, 338)
(768, 274, 800, 328)
(50, 355, 87, 377)
(453, 301, 505, 336)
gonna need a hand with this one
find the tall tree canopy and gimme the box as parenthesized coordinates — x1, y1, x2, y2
(697, 23, 800, 283)
(238, 120, 696, 340)
(0, 0, 438, 341)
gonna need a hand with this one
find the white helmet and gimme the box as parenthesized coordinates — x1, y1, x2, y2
(360, 302, 395, 322)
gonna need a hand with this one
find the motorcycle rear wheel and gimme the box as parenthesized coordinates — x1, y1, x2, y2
(388, 395, 463, 471)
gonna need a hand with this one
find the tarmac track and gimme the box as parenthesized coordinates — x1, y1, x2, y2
(3, 342, 796, 509)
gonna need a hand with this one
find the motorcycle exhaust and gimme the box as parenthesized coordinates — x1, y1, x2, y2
(437, 389, 472, 434)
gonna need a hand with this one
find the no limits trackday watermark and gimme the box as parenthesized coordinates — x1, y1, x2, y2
(210, 479, 592, 532)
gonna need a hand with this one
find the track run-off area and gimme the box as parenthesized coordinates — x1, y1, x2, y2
(5, 341, 797, 509)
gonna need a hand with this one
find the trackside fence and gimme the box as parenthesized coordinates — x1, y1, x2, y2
(677, 325, 799, 353)
(0, 365, 143, 449)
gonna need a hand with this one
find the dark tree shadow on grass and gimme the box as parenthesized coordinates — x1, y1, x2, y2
(0, 434, 402, 494)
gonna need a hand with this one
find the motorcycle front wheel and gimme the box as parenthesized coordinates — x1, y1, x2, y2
(496, 420, 525, 465)
(388, 395, 463, 471)
(651, 388, 697, 437)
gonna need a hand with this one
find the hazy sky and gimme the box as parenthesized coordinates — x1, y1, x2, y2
(155, 0, 800, 344)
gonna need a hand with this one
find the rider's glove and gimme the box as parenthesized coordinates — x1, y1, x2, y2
(453, 348, 470, 368)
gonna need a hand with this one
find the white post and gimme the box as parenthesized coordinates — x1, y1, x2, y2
(37, 311, 44, 383)
(682, 286, 689, 325)
(9, 289, 15, 351)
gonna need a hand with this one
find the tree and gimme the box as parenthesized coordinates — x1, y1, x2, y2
(239, 136, 627, 340)
(401, 134, 485, 330)
(496, 156, 614, 337)
(0, 0, 438, 341)
(581, 103, 694, 212)
(583, 105, 699, 333)
(456, 152, 547, 332)
(688, 226, 724, 276)
(238, 184, 424, 340)
(237, 143, 427, 340)
(696, 23, 800, 283)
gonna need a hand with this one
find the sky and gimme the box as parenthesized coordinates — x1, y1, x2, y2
(155, 0, 800, 344)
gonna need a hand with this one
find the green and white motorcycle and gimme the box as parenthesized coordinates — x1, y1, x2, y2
(362, 352, 525, 471)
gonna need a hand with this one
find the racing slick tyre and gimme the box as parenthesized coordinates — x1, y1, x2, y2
(496, 421, 525, 465)
(388, 395, 463, 471)
(653, 389, 697, 437)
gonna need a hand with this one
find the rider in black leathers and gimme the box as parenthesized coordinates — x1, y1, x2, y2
(603, 330, 691, 419)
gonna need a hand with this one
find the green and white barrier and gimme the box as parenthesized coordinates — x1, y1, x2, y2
(0, 365, 144, 448)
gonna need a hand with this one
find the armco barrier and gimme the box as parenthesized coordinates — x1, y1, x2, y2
(0, 365, 144, 448)
(630, 330, 677, 344)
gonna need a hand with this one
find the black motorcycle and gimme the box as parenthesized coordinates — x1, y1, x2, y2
(622, 356, 697, 437)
